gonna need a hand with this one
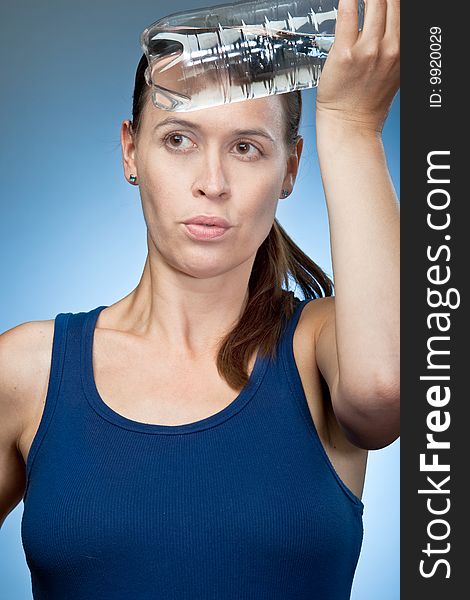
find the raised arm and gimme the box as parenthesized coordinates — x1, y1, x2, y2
(313, 0, 400, 449)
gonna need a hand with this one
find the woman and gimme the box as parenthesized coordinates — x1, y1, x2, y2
(0, 0, 399, 598)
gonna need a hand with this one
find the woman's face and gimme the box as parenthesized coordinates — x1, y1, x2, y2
(121, 94, 302, 279)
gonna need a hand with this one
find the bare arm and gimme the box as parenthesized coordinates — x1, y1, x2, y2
(0, 328, 28, 528)
(312, 0, 400, 449)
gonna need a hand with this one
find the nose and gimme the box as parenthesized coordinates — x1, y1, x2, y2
(192, 147, 231, 200)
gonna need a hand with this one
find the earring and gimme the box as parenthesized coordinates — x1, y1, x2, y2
(129, 174, 137, 185)
(281, 189, 290, 198)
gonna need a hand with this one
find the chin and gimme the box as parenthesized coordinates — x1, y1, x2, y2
(175, 251, 238, 280)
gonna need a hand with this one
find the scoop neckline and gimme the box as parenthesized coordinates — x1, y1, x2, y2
(81, 305, 269, 435)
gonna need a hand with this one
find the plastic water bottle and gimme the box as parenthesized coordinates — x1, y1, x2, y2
(140, 0, 365, 112)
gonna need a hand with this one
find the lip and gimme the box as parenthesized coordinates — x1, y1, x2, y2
(183, 223, 231, 241)
(183, 215, 231, 228)
(182, 214, 232, 241)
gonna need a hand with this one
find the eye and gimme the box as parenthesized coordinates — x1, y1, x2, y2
(164, 133, 194, 151)
(235, 141, 262, 160)
(162, 132, 263, 160)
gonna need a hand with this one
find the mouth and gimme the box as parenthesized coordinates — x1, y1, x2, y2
(183, 215, 231, 227)
(182, 215, 232, 241)
(183, 223, 231, 241)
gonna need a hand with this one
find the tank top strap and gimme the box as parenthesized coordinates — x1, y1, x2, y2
(24, 310, 71, 496)
(24, 307, 104, 498)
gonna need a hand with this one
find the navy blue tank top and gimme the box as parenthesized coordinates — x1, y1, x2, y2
(21, 300, 364, 599)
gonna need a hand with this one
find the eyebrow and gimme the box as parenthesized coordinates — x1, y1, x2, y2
(153, 117, 275, 143)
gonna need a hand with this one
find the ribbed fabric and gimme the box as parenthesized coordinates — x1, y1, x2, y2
(21, 299, 364, 600)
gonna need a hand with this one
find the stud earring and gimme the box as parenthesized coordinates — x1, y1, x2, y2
(281, 189, 290, 198)
(129, 174, 137, 185)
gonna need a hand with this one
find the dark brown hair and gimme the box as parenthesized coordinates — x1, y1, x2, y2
(130, 54, 334, 390)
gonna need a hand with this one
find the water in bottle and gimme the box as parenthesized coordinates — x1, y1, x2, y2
(140, 0, 365, 112)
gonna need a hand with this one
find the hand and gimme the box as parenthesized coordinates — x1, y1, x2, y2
(316, 0, 400, 135)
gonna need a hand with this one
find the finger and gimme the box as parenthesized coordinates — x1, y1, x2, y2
(361, 0, 387, 43)
(384, 0, 400, 42)
(334, 0, 360, 49)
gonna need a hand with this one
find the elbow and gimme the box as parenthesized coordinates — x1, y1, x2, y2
(334, 375, 400, 450)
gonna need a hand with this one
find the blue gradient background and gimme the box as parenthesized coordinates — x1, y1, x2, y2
(0, 1, 400, 598)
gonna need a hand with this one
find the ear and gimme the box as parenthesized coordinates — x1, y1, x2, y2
(281, 136, 304, 197)
(120, 120, 138, 182)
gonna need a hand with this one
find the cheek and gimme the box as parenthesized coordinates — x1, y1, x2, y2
(250, 196, 278, 224)
(138, 162, 184, 221)
(238, 194, 279, 249)
(138, 185, 176, 242)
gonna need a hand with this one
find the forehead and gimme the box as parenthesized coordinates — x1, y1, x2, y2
(141, 93, 285, 138)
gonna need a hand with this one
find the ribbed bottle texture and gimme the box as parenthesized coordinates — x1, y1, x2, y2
(140, 0, 365, 112)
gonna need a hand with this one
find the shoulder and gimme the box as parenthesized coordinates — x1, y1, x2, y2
(0, 320, 55, 525)
(0, 319, 56, 446)
(295, 295, 335, 340)
(1, 318, 56, 376)
(290, 295, 336, 377)
(301, 295, 335, 317)
(290, 296, 336, 383)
